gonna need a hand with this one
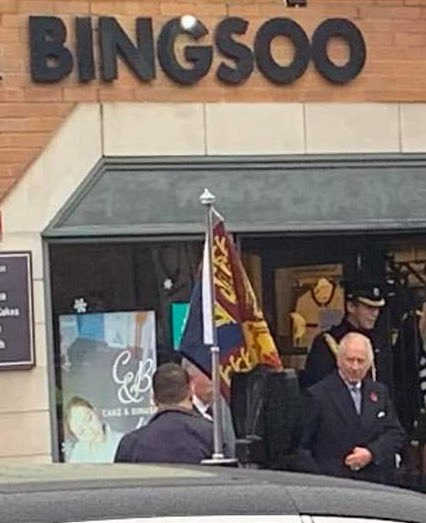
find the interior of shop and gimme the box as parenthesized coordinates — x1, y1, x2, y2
(48, 232, 426, 473)
(240, 232, 426, 477)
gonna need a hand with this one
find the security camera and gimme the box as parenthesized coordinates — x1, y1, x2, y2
(180, 15, 198, 32)
(285, 0, 307, 6)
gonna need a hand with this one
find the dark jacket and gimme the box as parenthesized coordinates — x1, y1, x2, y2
(115, 407, 214, 464)
(299, 372, 405, 484)
(302, 319, 372, 388)
(392, 311, 424, 433)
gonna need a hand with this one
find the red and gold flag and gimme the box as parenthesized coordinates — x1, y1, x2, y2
(180, 215, 282, 398)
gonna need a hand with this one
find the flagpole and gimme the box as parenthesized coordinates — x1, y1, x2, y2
(199, 188, 226, 462)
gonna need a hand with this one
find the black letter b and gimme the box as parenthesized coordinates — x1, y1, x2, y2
(29, 16, 73, 83)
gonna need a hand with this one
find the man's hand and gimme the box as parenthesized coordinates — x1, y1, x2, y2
(344, 447, 373, 471)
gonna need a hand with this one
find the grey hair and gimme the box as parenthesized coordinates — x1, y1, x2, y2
(338, 332, 374, 365)
(181, 357, 196, 373)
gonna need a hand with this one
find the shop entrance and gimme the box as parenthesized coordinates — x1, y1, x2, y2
(49, 231, 426, 456)
(240, 231, 426, 440)
(239, 230, 426, 489)
(43, 154, 426, 486)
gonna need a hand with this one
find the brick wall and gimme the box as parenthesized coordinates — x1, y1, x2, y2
(0, 0, 425, 202)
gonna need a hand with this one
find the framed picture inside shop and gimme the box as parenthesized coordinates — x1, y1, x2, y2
(58, 310, 157, 463)
(275, 264, 344, 369)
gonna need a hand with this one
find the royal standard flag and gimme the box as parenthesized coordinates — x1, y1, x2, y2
(179, 214, 282, 399)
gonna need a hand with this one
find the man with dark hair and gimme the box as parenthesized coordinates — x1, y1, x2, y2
(153, 361, 190, 405)
(302, 283, 385, 388)
(114, 362, 214, 464)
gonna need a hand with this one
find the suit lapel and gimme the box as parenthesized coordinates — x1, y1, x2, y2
(327, 373, 360, 427)
(360, 380, 379, 427)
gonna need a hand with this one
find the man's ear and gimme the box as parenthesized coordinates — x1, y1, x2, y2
(346, 300, 357, 315)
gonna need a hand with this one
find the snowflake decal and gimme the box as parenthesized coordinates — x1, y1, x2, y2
(163, 278, 174, 290)
(73, 297, 88, 314)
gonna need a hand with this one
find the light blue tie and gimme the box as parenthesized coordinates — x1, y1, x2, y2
(350, 385, 362, 415)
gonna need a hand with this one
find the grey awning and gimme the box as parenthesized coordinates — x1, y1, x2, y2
(44, 154, 426, 237)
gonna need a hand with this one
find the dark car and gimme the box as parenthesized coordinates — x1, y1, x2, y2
(0, 463, 425, 523)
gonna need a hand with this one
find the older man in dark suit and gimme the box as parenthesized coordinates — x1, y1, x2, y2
(299, 332, 405, 484)
(115, 362, 214, 464)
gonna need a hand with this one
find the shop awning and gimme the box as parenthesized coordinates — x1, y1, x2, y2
(44, 154, 426, 237)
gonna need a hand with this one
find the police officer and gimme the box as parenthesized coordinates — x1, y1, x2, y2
(301, 282, 386, 389)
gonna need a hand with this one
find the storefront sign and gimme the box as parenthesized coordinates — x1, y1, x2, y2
(28, 15, 366, 86)
(0, 252, 35, 370)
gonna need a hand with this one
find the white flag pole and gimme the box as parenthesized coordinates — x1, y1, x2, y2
(199, 188, 225, 461)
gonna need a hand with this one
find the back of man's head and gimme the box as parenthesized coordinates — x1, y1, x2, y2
(153, 362, 191, 406)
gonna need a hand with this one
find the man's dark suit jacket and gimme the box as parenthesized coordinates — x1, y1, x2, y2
(299, 372, 405, 484)
(115, 407, 214, 464)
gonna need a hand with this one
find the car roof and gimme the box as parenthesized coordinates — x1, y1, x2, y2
(0, 464, 424, 523)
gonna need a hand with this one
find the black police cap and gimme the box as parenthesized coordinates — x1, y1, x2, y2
(345, 282, 385, 308)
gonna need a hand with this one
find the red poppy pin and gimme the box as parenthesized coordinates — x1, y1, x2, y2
(369, 391, 378, 403)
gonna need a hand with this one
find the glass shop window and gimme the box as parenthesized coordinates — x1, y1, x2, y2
(48, 239, 202, 462)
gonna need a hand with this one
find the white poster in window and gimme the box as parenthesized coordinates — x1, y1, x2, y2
(59, 311, 156, 463)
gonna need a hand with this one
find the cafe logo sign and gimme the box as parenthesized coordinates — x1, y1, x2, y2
(29, 15, 366, 86)
(111, 349, 155, 405)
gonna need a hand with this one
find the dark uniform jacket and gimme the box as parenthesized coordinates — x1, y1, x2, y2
(114, 407, 214, 464)
(392, 311, 424, 433)
(299, 372, 405, 484)
(302, 319, 373, 388)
